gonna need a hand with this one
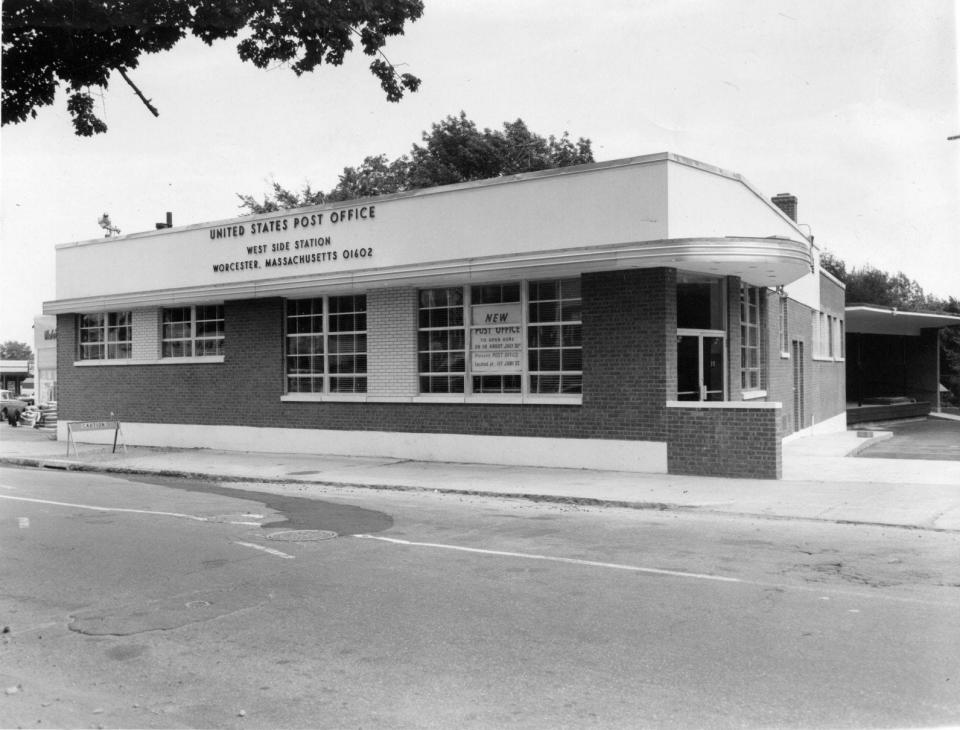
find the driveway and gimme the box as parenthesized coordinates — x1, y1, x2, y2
(856, 417, 960, 461)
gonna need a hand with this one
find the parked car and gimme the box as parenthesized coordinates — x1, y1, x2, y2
(1, 389, 28, 425)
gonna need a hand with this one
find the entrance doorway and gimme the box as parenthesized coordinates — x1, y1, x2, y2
(677, 332, 725, 401)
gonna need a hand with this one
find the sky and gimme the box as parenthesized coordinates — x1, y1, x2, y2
(2, 0, 958, 348)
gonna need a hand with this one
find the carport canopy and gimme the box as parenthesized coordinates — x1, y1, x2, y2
(846, 305, 960, 336)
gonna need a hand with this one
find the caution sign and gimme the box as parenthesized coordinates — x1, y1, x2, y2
(66, 419, 126, 457)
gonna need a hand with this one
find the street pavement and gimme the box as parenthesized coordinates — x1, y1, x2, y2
(2, 414, 959, 531)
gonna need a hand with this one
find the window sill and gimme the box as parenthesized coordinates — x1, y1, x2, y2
(74, 358, 136, 366)
(281, 394, 583, 406)
(812, 356, 845, 363)
(158, 356, 225, 364)
(667, 400, 782, 409)
(779, 351, 790, 359)
(75, 356, 225, 366)
(741, 390, 768, 400)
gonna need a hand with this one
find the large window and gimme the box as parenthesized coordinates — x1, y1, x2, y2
(162, 305, 224, 358)
(418, 288, 465, 393)
(529, 278, 582, 394)
(78, 311, 132, 360)
(328, 295, 367, 393)
(740, 285, 762, 390)
(417, 278, 582, 396)
(286, 296, 367, 394)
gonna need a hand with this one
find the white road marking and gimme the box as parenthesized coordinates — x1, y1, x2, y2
(17, 517, 29, 528)
(353, 535, 956, 607)
(0, 494, 210, 522)
(233, 541, 295, 560)
(352, 534, 742, 583)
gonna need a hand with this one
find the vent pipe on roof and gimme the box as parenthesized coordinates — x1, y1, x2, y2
(771, 193, 797, 222)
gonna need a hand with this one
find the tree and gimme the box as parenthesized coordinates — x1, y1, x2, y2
(239, 112, 594, 212)
(819, 250, 847, 282)
(1, 0, 423, 136)
(0, 341, 32, 360)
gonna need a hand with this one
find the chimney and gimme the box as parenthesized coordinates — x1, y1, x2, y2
(155, 211, 173, 230)
(771, 193, 797, 222)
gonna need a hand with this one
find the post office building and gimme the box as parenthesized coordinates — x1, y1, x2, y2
(45, 153, 847, 478)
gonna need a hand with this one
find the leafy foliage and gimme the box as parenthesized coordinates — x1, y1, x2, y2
(238, 112, 595, 213)
(0, 341, 33, 360)
(1, 0, 423, 135)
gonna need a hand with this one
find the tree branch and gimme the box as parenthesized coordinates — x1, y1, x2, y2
(118, 68, 159, 117)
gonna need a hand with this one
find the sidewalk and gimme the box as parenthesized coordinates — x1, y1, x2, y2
(2, 426, 959, 531)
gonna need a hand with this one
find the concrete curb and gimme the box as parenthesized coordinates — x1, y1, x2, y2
(844, 430, 894, 457)
(5, 455, 956, 534)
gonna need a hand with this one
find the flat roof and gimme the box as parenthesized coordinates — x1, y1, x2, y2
(846, 305, 960, 336)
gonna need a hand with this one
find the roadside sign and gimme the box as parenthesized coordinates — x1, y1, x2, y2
(66, 420, 126, 457)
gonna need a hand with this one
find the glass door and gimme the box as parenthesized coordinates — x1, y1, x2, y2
(677, 332, 725, 401)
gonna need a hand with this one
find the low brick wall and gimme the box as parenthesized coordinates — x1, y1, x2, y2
(666, 404, 782, 479)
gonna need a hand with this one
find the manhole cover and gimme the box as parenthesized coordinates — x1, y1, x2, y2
(264, 529, 338, 542)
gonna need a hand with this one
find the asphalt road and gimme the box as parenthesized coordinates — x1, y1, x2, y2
(2, 465, 959, 729)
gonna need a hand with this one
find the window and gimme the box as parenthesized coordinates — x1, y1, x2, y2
(286, 298, 324, 393)
(162, 305, 224, 358)
(529, 278, 582, 394)
(78, 311, 132, 360)
(285, 296, 366, 394)
(740, 285, 762, 390)
(416, 278, 582, 396)
(418, 288, 465, 393)
(779, 295, 789, 356)
(811, 311, 842, 359)
(328, 295, 367, 393)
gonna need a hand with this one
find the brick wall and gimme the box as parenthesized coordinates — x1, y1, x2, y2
(764, 277, 845, 435)
(57, 270, 676, 444)
(581, 268, 676, 440)
(812, 273, 846, 425)
(667, 405, 782, 478)
(765, 297, 812, 435)
(56, 267, 793, 477)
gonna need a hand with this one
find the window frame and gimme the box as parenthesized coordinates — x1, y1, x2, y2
(161, 304, 224, 359)
(739, 284, 763, 392)
(779, 294, 790, 358)
(284, 295, 367, 395)
(78, 311, 132, 361)
(416, 278, 583, 399)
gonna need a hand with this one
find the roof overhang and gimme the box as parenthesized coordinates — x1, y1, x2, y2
(845, 305, 960, 336)
(43, 236, 813, 314)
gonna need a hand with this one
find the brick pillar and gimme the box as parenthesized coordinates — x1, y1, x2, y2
(132, 308, 160, 360)
(368, 288, 418, 396)
(582, 268, 675, 440)
(224, 298, 284, 421)
(727, 276, 742, 399)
